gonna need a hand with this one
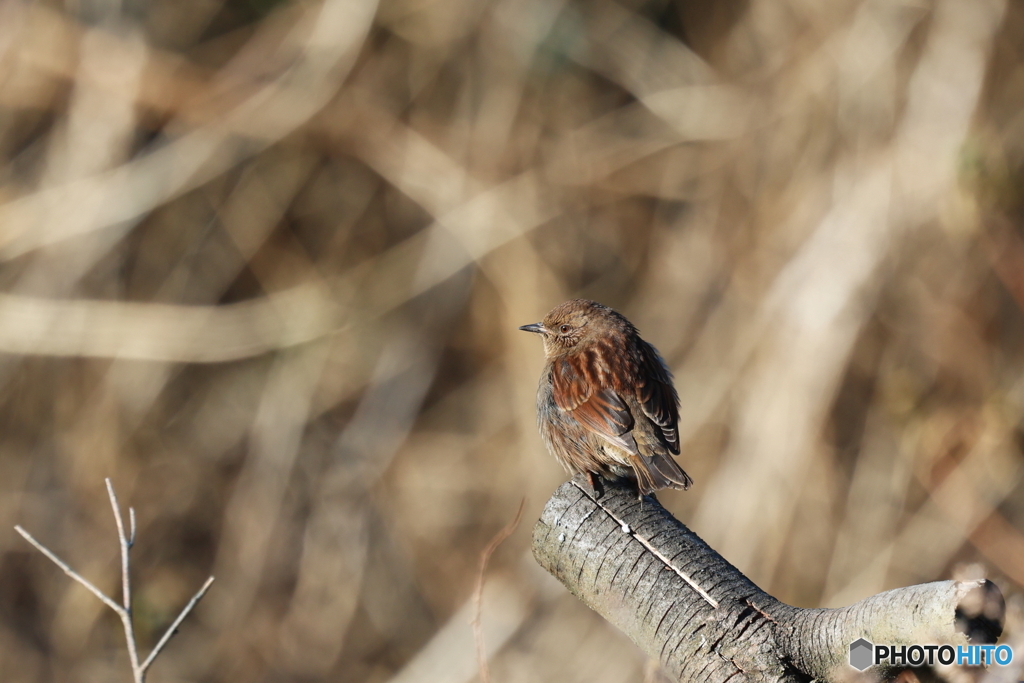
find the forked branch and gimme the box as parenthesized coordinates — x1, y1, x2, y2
(15, 478, 214, 683)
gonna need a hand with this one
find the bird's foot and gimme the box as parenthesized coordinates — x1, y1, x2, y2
(635, 486, 659, 506)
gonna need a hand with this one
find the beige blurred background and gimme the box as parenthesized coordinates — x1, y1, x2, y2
(0, 0, 1022, 680)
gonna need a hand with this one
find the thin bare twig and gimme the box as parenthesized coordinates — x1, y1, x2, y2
(12, 525, 125, 615)
(140, 575, 215, 672)
(472, 499, 525, 683)
(15, 479, 215, 683)
(106, 479, 143, 679)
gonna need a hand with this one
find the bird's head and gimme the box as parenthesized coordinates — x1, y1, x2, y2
(518, 299, 632, 358)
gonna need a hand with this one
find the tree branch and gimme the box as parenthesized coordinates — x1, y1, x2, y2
(16, 478, 214, 683)
(532, 476, 1004, 683)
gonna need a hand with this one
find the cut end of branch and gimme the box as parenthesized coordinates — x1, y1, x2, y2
(954, 579, 1004, 644)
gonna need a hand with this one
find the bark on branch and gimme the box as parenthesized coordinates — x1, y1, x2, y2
(532, 476, 1004, 682)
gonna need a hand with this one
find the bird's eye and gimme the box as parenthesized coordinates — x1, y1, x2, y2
(559, 324, 572, 334)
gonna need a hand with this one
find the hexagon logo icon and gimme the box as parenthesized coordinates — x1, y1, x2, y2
(849, 638, 874, 671)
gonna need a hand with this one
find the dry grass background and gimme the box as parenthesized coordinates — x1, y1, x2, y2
(0, 0, 1023, 681)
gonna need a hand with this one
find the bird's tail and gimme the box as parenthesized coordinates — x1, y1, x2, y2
(630, 452, 693, 495)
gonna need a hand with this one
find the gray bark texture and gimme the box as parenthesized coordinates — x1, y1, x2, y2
(532, 476, 1005, 683)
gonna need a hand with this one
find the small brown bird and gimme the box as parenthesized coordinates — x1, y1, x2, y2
(520, 299, 692, 497)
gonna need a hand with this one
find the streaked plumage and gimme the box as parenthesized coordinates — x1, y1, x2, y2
(520, 299, 692, 496)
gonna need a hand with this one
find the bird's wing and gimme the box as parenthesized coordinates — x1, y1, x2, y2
(551, 357, 638, 455)
(634, 340, 681, 454)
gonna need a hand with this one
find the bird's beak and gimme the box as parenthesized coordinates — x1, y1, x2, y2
(518, 322, 546, 335)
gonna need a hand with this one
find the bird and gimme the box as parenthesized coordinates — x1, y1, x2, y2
(519, 299, 692, 498)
